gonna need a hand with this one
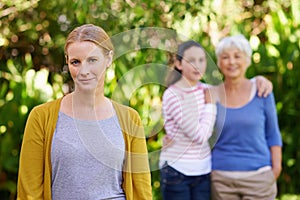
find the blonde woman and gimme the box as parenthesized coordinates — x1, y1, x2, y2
(17, 24, 152, 200)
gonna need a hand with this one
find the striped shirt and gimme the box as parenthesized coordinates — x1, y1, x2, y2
(159, 82, 216, 175)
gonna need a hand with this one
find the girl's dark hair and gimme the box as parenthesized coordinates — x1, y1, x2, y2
(165, 40, 203, 86)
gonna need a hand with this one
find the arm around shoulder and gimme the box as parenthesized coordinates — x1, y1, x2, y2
(252, 75, 273, 97)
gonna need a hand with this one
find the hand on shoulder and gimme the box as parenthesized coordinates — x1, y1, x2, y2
(254, 75, 273, 97)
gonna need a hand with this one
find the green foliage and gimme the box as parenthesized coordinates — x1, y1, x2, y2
(0, 56, 63, 199)
(0, 0, 299, 199)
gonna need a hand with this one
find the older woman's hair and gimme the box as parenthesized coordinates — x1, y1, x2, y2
(64, 24, 114, 59)
(215, 34, 252, 65)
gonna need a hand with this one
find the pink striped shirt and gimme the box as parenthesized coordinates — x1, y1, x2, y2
(159, 82, 216, 175)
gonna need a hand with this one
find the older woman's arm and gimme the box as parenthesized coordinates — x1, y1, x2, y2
(271, 146, 282, 179)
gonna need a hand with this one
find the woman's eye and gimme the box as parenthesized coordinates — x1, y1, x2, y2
(187, 59, 195, 64)
(70, 60, 80, 65)
(88, 58, 98, 63)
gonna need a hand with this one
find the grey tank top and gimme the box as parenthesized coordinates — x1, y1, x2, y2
(51, 112, 126, 200)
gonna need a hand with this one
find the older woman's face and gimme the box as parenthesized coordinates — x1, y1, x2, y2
(218, 47, 250, 79)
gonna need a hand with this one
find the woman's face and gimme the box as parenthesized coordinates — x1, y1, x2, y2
(218, 47, 249, 80)
(177, 46, 207, 86)
(66, 41, 111, 92)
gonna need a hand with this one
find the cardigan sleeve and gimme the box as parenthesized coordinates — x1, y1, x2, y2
(17, 98, 61, 200)
(17, 107, 45, 200)
(128, 111, 153, 200)
(113, 102, 152, 200)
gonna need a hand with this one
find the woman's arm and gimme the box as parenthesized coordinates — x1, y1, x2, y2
(270, 146, 282, 179)
(264, 93, 283, 179)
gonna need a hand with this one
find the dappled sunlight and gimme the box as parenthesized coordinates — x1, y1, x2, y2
(0, 0, 299, 199)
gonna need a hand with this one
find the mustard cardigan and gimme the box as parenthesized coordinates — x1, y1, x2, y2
(17, 98, 152, 200)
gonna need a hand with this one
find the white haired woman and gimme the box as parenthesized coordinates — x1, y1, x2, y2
(210, 35, 282, 200)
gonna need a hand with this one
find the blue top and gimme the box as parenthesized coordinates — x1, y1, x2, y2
(212, 92, 282, 171)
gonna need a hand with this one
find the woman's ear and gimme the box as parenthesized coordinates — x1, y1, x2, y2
(65, 55, 68, 64)
(106, 50, 113, 68)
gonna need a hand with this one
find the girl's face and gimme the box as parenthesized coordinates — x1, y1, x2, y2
(218, 47, 249, 80)
(177, 46, 207, 86)
(66, 41, 111, 92)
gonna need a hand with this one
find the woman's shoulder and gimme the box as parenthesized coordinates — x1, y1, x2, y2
(111, 100, 139, 117)
(255, 91, 275, 102)
(162, 85, 178, 98)
(32, 98, 62, 113)
(26, 98, 62, 124)
(111, 100, 143, 129)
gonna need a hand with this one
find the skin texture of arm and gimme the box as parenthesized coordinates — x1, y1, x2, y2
(270, 146, 282, 179)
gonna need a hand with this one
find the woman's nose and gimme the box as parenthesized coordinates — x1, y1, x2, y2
(79, 62, 90, 76)
(194, 61, 203, 69)
(229, 57, 236, 64)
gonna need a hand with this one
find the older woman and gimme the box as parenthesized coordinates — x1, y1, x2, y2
(211, 35, 282, 200)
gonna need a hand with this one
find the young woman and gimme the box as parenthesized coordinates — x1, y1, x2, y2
(17, 24, 152, 200)
(211, 35, 282, 200)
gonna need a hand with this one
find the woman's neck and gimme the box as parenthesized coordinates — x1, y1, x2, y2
(72, 90, 106, 109)
(223, 77, 248, 91)
(64, 90, 113, 120)
(220, 77, 253, 108)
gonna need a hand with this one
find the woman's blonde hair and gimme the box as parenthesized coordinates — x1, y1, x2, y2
(64, 24, 114, 59)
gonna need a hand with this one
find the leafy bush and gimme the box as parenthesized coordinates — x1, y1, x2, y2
(0, 0, 299, 199)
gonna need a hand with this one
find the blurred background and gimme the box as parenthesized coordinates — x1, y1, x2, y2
(0, 0, 299, 199)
